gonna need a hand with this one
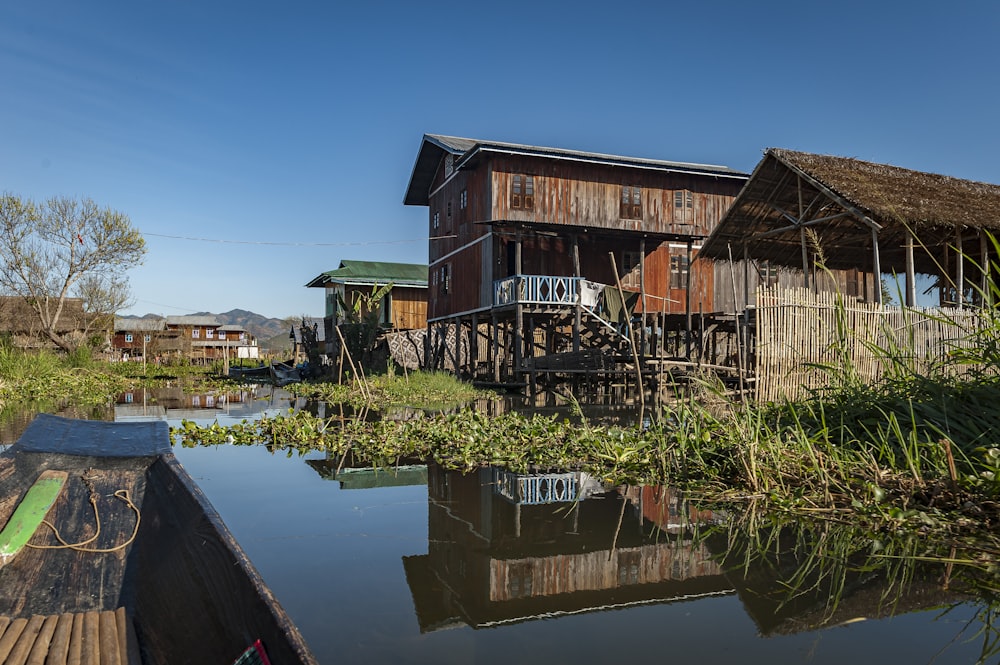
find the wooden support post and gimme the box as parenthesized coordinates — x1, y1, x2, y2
(454, 318, 461, 378)
(956, 227, 965, 309)
(685, 241, 693, 359)
(639, 238, 647, 358)
(800, 227, 810, 290)
(514, 231, 523, 378)
(492, 313, 500, 382)
(872, 229, 883, 305)
(572, 234, 581, 353)
(471, 313, 479, 380)
(905, 231, 916, 307)
(981, 231, 990, 307)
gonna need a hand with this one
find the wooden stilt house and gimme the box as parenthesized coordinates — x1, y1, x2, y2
(404, 134, 748, 387)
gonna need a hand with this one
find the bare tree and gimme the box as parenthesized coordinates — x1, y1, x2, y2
(0, 194, 146, 352)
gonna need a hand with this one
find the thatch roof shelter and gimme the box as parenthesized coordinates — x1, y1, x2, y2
(699, 149, 1000, 304)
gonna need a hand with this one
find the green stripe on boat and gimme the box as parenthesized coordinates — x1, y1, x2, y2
(0, 470, 68, 567)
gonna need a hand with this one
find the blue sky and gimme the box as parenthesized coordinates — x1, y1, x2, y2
(1, 1, 997, 319)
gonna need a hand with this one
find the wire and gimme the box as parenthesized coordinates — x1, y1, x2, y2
(141, 232, 427, 247)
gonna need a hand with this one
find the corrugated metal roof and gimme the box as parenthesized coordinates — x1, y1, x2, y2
(165, 315, 220, 327)
(114, 317, 166, 332)
(305, 260, 428, 288)
(404, 133, 747, 206)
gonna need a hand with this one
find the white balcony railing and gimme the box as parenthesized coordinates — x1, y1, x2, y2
(493, 275, 580, 307)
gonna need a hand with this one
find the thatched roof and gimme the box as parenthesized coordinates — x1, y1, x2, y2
(699, 148, 1000, 275)
(0, 296, 89, 333)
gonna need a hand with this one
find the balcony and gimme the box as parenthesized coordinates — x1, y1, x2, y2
(493, 275, 581, 307)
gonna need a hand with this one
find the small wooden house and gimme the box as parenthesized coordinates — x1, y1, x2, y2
(161, 315, 256, 364)
(403, 134, 748, 384)
(305, 260, 428, 330)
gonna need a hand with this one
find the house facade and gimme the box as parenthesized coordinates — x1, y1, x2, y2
(306, 260, 428, 329)
(403, 134, 748, 384)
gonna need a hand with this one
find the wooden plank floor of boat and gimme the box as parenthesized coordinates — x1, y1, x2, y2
(0, 607, 141, 665)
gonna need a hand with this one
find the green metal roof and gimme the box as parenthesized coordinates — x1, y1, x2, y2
(305, 260, 428, 288)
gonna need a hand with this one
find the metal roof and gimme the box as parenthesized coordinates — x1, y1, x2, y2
(114, 317, 166, 332)
(305, 260, 428, 288)
(165, 315, 220, 327)
(404, 133, 747, 206)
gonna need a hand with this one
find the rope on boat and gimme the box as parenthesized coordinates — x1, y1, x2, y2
(26, 470, 141, 554)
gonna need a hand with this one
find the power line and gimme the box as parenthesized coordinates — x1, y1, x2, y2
(140, 232, 427, 247)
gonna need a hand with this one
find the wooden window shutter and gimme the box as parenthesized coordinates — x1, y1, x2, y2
(511, 174, 522, 209)
(524, 176, 534, 210)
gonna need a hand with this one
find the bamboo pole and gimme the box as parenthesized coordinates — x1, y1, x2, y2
(609, 252, 644, 417)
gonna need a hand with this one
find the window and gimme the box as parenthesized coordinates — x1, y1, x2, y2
(192, 328, 200, 339)
(125, 333, 133, 343)
(620, 186, 642, 219)
(622, 250, 642, 288)
(670, 254, 689, 289)
(144, 335, 151, 343)
(758, 260, 779, 288)
(206, 328, 214, 339)
(446, 200, 452, 230)
(460, 189, 467, 209)
(218, 331, 226, 340)
(674, 190, 694, 224)
(511, 174, 534, 210)
(439, 264, 451, 295)
(432, 211, 440, 230)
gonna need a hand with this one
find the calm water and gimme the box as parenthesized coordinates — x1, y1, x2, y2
(4, 388, 995, 664)
(171, 439, 989, 665)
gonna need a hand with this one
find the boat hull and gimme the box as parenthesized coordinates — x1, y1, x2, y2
(0, 414, 317, 665)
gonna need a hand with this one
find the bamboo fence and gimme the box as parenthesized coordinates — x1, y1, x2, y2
(754, 286, 982, 403)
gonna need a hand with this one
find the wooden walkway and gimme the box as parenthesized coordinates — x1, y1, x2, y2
(0, 608, 140, 665)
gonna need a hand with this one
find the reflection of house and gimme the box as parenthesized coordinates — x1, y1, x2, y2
(114, 386, 259, 421)
(403, 134, 748, 386)
(403, 464, 730, 632)
(305, 458, 428, 490)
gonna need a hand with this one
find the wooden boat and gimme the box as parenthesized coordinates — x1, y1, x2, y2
(227, 363, 272, 380)
(268, 362, 302, 387)
(0, 414, 317, 665)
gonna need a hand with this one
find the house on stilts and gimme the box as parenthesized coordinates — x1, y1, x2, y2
(403, 134, 748, 390)
(697, 148, 1000, 401)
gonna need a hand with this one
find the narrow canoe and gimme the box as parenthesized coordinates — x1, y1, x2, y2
(0, 413, 317, 665)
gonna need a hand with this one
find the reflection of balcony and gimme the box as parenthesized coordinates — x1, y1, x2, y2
(492, 468, 605, 505)
(493, 275, 582, 307)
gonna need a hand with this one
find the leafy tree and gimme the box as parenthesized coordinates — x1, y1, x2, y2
(0, 194, 146, 352)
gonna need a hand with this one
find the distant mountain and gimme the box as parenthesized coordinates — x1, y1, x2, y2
(194, 309, 294, 344)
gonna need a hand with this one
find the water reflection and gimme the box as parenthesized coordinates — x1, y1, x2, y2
(401, 462, 987, 659)
(405, 464, 730, 631)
